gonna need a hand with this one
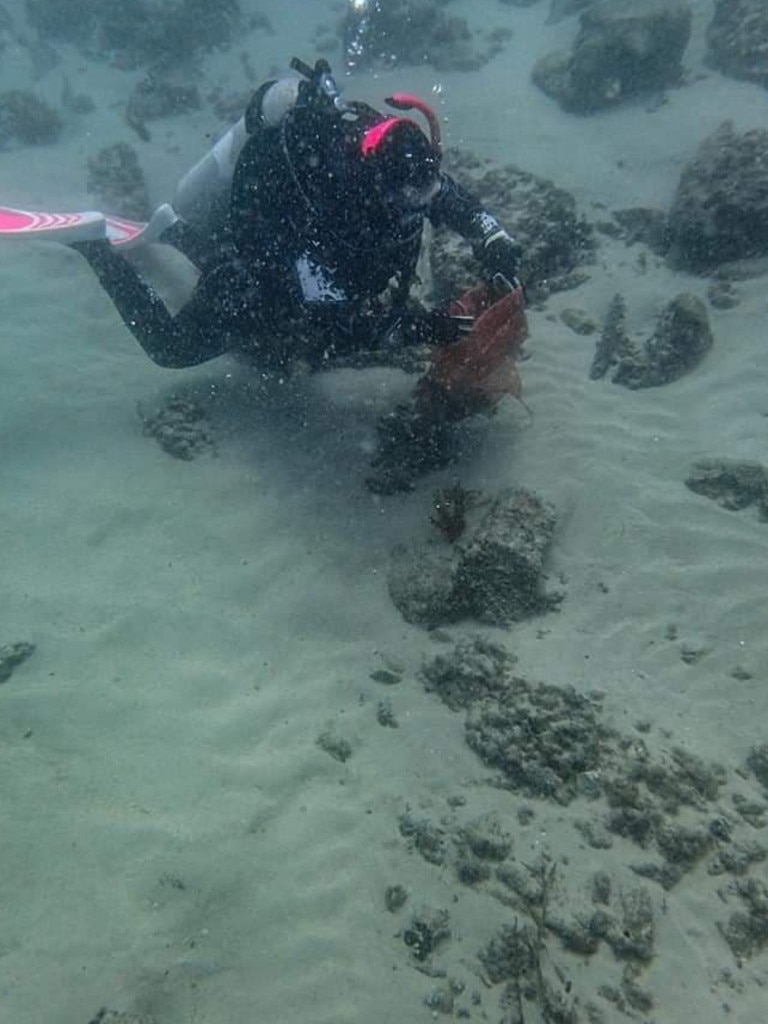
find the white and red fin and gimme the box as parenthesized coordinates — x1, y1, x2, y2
(0, 206, 107, 243)
(104, 214, 152, 247)
(105, 205, 178, 249)
(0, 203, 177, 249)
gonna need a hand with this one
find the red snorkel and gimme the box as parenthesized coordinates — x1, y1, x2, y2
(384, 93, 442, 156)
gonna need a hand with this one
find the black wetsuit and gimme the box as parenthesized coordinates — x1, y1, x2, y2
(75, 120, 503, 371)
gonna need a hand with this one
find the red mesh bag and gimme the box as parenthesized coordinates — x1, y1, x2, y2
(416, 284, 528, 420)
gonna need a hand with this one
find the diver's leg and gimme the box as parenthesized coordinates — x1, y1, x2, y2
(72, 240, 230, 368)
(157, 218, 214, 271)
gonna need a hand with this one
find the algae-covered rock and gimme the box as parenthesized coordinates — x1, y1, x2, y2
(668, 122, 768, 272)
(706, 0, 768, 91)
(613, 293, 713, 388)
(141, 398, 216, 461)
(388, 489, 558, 627)
(718, 878, 768, 960)
(465, 676, 610, 803)
(685, 459, 768, 515)
(533, 0, 691, 113)
(421, 636, 514, 710)
(388, 541, 466, 627)
(0, 641, 35, 684)
(592, 293, 712, 388)
(430, 151, 595, 302)
(456, 490, 558, 625)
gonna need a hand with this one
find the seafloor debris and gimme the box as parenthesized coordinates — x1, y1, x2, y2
(399, 813, 449, 867)
(384, 884, 408, 913)
(0, 89, 62, 147)
(367, 400, 457, 496)
(591, 292, 713, 388)
(747, 743, 768, 790)
(421, 636, 514, 710)
(429, 482, 477, 544)
(685, 459, 768, 519)
(370, 668, 403, 686)
(125, 74, 200, 139)
(127, 75, 200, 122)
(590, 293, 630, 381)
(560, 307, 598, 335)
(383, 635, 768, 1018)
(86, 142, 151, 221)
(376, 700, 398, 728)
(388, 488, 559, 627)
(464, 676, 612, 806)
(480, 914, 580, 1022)
(419, 637, 734, 882)
(85, 1009, 155, 1024)
(140, 398, 216, 461)
(402, 907, 451, 962)
(316, 728, 353, 764)
(707, 278, 741, 309)
(0, 641, 35, 684)
(612, 205, 670, 255)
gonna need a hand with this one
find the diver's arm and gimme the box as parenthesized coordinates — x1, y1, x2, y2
(428, 173, 491, 239)
(302, 303, 471, 363)
(72, 241, 241, 368)
(429, 173, 523, 285)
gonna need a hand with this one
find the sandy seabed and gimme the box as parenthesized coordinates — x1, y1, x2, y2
(2, 1, 768, 1021)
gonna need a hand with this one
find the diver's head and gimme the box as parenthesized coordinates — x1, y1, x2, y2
(357, 117, 441, 238)
(278, 70, 441, 251)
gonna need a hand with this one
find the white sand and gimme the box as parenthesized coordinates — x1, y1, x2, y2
(2, 1, 768, 1021)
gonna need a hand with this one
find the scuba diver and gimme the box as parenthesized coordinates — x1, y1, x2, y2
(71, 58, 524, 491)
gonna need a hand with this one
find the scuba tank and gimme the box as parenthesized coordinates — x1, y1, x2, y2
(172, 116, 250, 229)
